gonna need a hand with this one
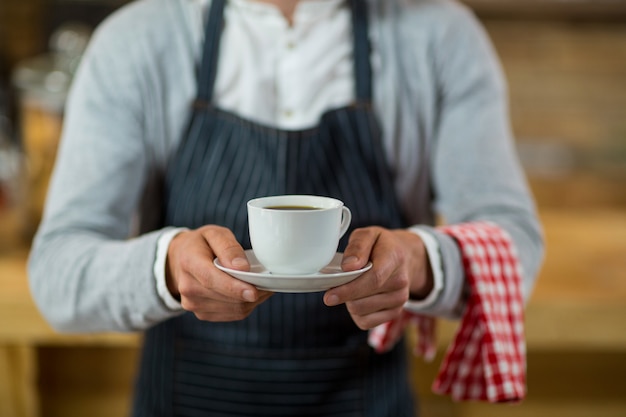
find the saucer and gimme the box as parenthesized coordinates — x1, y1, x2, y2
(214, 250, 372, 293)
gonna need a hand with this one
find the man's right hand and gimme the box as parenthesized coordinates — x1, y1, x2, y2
(166, 225, 273, 321)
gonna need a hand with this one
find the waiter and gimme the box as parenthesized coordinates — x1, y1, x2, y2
(28, 0, 544, 416)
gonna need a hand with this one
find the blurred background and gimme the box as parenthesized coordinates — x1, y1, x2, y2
(0, 0, 625, 416)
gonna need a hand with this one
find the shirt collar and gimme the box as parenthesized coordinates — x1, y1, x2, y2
(190, 0, 347, 25)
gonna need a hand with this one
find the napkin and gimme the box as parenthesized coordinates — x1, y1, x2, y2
(368, 222, 526, 403)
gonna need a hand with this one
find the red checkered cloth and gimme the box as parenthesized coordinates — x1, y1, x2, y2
(368, 222, 526, 403)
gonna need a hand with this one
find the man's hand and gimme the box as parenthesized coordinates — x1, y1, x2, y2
(166, 225, 273, 322)
(323, 227, 433, 330)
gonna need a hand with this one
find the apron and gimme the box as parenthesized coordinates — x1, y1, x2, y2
(132, 1, 416, 415)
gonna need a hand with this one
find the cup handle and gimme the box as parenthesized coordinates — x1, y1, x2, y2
(339, 206, 351, 238)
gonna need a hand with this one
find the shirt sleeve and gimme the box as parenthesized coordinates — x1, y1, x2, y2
(403, 228, 444, 312)
(27, 9, 184, 332)
(154, 228, 187, 311)
(424, 4, 544, 317)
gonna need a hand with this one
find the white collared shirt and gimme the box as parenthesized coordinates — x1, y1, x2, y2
(211, 0, 353, 129)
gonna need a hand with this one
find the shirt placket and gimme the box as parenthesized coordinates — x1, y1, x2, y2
(276, 25, 302, 128)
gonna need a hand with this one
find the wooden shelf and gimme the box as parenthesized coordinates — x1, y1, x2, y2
(462, 0, 626, 20)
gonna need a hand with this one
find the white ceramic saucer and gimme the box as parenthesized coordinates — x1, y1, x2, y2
(214, 250, 372, 293)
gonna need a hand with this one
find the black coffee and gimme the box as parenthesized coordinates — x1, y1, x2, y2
(265, 205, 322, 210)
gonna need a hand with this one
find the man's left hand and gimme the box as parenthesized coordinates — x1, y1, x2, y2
(323, 227, 433, 330)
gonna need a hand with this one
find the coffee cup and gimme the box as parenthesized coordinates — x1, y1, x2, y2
(247, 195, 351, 275)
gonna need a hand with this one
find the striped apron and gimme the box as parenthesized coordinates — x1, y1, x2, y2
(132, 1, 416, 415)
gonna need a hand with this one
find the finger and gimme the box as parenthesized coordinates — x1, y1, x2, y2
(348, 305, 406, 330)
(191, 292, 275, 322)
(324, 258, 401, 306)
(201, 226, 250, 271)
(182, 258, 262, 303)
(179, 269, 274, 310)
(344, 288, 408, 317)
(341, 227, 382, 271)
(182, 287, 274, 312)
(209, 269, 266, 302)
(178, 270, 256, 304)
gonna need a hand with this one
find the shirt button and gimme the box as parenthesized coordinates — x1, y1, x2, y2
(283, 109, 293, 118)
(287, 41, 296, 50)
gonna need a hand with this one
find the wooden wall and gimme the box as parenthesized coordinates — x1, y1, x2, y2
(484, 17, 626, 209)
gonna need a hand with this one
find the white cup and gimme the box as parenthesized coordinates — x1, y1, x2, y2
(247, 195, 351, 275)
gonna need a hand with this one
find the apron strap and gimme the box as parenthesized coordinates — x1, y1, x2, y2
(196, 0, 373, 104)
(197, 0, 227, 103)
(351, 0, 372, 101)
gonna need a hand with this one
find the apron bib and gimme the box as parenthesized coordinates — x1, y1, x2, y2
(132, 1, 415, 416)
